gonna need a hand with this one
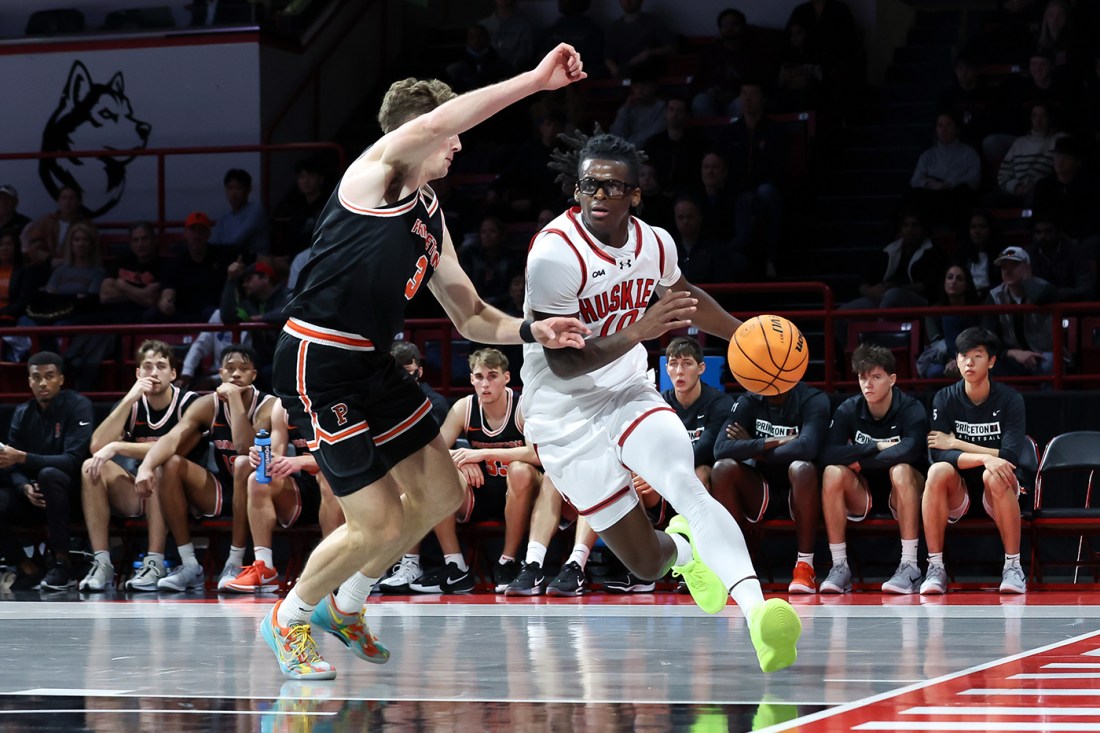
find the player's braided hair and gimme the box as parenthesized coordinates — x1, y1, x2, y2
(548, 126, 648, 193)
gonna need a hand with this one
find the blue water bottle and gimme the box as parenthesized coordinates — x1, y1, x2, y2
(255, 429, 272, 484)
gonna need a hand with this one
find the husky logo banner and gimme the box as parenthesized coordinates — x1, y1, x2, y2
(40, 61, 151, 218)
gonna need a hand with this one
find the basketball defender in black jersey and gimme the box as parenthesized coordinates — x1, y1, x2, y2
(260, 45, 590, 680)
(135, 346, 275, 591)
(79, 340, 202, 592)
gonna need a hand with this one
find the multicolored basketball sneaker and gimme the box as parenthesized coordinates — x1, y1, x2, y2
(260, 600, 336, 680)
(310, 593, 391, 664)
(665, 514, 728, 614)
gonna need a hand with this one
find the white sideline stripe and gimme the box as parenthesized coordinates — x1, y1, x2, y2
(0, 709, 335, 717)
(14, 688, 133, 696)
(1085, 649, 1100, 657)
(1009, 673, 1100, 679)
(856, 724, 1100, 731)
(903, 707, 1100, 716)
(1043, 663, 1100, 669)
(752, 629, 1100, 733)
(962, 689, 1100, 696)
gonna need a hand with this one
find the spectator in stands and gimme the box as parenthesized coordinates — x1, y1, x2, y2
(848, 210, 946, 310)
(1037, 0, 1074, 69)
(636, 161, 674, 233)
(488, 109, 567, 220)
(923, 326, 1029, 595)
(272, 157, 329, 259)
(222, 400, 341, 593)
(603, 0, 676, 79)
(671, 194, 744, 284)
(78, 340, 202, 592)
(458, 216, 519, 303)
(0, 351, 92, 591)
(220, 260, 291, 385)
(917, 262, 982, 379)
(937, 52, 995, 149)
(161, 212, 224, 323)
(5, 235, 53, 361)
(446, 23, 512, 93)
(696, 149, 738, 243)
(135, 345, 276, 592)
(726, 81, 788, 277)
(712, 378, 829, 595)
(662, 337, 732, 492)
(390, 341, 450, 428)
(1026, 213, 1096, 301)
(690, 8, 765, 119)
(1033, 136, 1100, 243)
(100, 221, 167, 322)
(986, 52, 1076, 165)
(609, 66, 667, 147)
(786, 0, 865, 123)
(819, 344, 929, 595)
(24, 185, 86, 262)
(0, 185, 31, 235)
(176, 309, 250, 391)
(907, 112, 981, 227)
(957, 210, 1002, 300)
(210, 169, 270, 261)
(643, 95, 708, 196)
(983, 246, 1057, 377)
(479, 0, 535, 73)
(0, 230, 27, 324)
(34, 222, 105, 320)
(774, 19, 824, 113)
(539, 0, 606, 78)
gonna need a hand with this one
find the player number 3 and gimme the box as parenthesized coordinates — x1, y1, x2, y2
(405, 255, 428, 299)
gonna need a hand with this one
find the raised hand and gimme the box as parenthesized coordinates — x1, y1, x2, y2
(533, 43, 587, 91)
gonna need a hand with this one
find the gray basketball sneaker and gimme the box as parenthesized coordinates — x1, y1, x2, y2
(881, 562, 922, 595)
(819, 563, 852, 594)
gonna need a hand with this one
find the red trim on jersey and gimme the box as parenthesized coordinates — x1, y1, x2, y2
(573, 485, 632, 516)
(373, 399, 433, 446)
(617, 406, 676, 447)
(632, 218, 644, 260)
(420, 186, 439, 216)
(653, 225, 667, 276)
(285, 319, 375, 350)
(566, 208, 617, 265)
(338, 189, 419, 217)
(294, 341, 370, 450)
(539, 228, 588, 294)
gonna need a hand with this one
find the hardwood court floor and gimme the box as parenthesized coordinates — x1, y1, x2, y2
(1, 590, 1099, 732)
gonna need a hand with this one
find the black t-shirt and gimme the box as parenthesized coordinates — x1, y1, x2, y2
(662, 383, 733, 467)
(163, 246, 226, 320)
(930, 380, 1028, 479)
(821, 386, 929, 472)
(714, 382, 830, 467)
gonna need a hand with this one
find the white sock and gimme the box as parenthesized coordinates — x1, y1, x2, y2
(254, 546, 274, 568)
(178, 543, 199, 569)
(334, 572, 378, 614)
(669, 533, 693, 566)
(499, 554, 515, 564)
(829, 542, 847, 566)
(227, 545, 246, 567)
(524, 542, 547, 567)
(1004, 552, 1021, 568)
(796, 551, 814, 567)
(94, 550, 112, 567)
(568, 543, 591, 569)
(146, 551, 164, 566)
(729, 576, 765, 616)
(277, 589, 315, 627)
(444, 553, 468, 572)
(404, 553, 421, 568)
(928, 552, 945, 568)
(901, 539, 919, 566)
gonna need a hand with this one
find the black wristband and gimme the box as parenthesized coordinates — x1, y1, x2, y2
(519, 319, 536, 344)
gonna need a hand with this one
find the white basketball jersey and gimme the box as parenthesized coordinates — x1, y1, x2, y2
(520, 207, 680, 443)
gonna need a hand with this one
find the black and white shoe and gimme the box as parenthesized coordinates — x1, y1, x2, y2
(547, 561, 586, 597)
(505, 561, 546, 596)
(408, 562, 474, 594)
(40, 560, 74, 591)
(603, 572, 656, 593)
(493, 559, 519, 594)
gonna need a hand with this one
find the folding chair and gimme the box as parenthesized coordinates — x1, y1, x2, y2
(1030, 431, 1100, 583)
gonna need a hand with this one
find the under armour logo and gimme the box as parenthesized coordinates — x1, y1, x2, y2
(331, 403, 349, 426)
(619, 259, 633, 269)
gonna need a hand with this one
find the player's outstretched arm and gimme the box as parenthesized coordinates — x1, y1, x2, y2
(664, 275, 742, 341)
(429, 232, 588, 348)
(343, 44, 586, 207)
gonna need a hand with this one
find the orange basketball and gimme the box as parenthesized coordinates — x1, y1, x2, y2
(727, 315, 809, 396)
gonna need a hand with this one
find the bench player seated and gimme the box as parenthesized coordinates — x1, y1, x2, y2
(818, 344, 929, 595)
(79, 340, 204, 592)
(223, 399, 344, 592)
(380, 348, 544, 594)
(711, 380, 830, 594)
(135, 345, 275, 591)
(922, 326, 1030, 595)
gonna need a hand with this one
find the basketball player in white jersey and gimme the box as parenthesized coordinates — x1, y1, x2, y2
(521, 132, 801, 673)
